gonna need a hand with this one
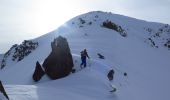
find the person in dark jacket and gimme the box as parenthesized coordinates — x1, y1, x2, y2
(80, 49, 90, 68)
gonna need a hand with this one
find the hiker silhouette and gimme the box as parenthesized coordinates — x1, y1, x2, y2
(80, 49, 90, 68)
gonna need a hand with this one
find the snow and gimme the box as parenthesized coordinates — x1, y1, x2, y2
(0, 11, 170, 100)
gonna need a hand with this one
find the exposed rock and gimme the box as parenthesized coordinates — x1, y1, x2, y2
(148, 38, 158, 48)
(124, 72, 127, 76)
(164, 39, 170, 49)
(43, 36, 74, 80)
(1, 44, 17, 69)
(0, 81, 9, 100)
(79, 18, 86, 24)
(88, 22, 92, 25)
(102, 20, 127, 37)
(107, 69, 114, 81)
(32, 61, 45, 82)
(144, 24, 170, 50)
(71, 69, 76, 73)
(97, 53, 105, 59)
(13, 40, 38, 62)
(1, 40, 38, 69)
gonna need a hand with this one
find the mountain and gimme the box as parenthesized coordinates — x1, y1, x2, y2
(0, 11, 170, 100)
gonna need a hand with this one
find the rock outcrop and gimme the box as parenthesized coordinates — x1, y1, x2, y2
(43, 36, 74, 80)
(102, 20, 127, 37)
(32, 61, 45, 82)
(107, 69, 114, 81)
(1, 40, 38, 69)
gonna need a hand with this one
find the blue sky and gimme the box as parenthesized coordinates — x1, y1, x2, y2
(0, 0, 170, 53)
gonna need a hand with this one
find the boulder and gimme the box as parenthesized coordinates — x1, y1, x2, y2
(107, 69, 114, 81)
(124, 72, 127, 76)
(32, 61, 45, 82)
(0, 81, 9, 100)
(97, 53, 105, 59)
(43, 36, 74, 79)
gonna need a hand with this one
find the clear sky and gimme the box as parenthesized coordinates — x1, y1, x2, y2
(0, 0, 170, 53)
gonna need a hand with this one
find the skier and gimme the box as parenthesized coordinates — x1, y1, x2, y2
(80, 49, 90, 68)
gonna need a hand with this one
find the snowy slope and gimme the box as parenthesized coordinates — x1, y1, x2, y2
(0, 11, 170, 100)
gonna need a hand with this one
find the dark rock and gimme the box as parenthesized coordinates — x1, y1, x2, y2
(88, 22, 92, 25)
(79, 18, 86, 24)
(43, 36, 74, 80)
(97, 53, 105, 59)
(1, 40, 38, 69)
(148, 38, 158, 47)
(71, 69, 76, 73)
(102, 20, 127, 37)
(32, 61, 45, 82)
(124, 72, 127, 76)
(110, 88, 116, 92)
(168, 45, 170, 48)
(107, 69, 114, 81)
(0, 81, 9, 100)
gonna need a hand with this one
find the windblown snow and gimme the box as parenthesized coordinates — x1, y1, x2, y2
(0, 11, 170, 100)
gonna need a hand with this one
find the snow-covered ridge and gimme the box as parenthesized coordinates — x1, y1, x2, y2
(67, 11, 170, 50)
(0, 11, 170, 100)
(1, 40, 38, 69)
(68, 11, 129, 37)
